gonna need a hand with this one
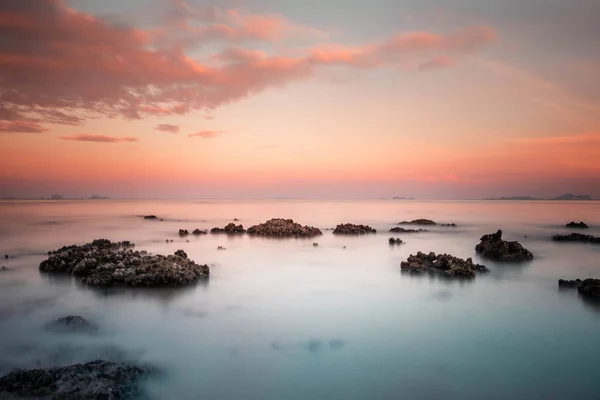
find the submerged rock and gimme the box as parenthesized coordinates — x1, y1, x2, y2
(401, 251, 488, 278)
(45, 316, 98, 334)
(475, 230, 534, 262)
(332, 223, 376, 235)
(558, 278, 600, 299)
(210, 223, 246, 234)
(565, 221, 588, 229)
(389, 227, 427, 233)
(552, 233, 600, 244)
(389, 237, 404, 245)
(0, 360, 156, 399)
(398, 219, 437, 226)
(247, 218, 322, 237)
(178, 229, 189, 237)
(39, 239, 209, 288)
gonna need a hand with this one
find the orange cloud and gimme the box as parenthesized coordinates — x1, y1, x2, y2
(188, 130, 221, 138)
(59, 134, 138, 143)
(155, 124, 180, 133)
(0, 120, 48, 133)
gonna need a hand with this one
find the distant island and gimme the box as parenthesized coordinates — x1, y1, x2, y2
(485, 194, 592, 201)
(392, 196, 415, 200)
(89, 195, 110, 200)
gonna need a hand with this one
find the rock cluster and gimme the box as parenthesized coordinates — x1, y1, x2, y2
(401, 251, 488, 278)
(441, 223, 457, 227)
(44, 316, 98, 334)
(558, 279, 600, 299)
(475, 230, 534, 262)
(332, 223, 376, 235)
(0, 360, 156, 399)
(211, 223, 246, 234)
(192, 229, 208, 235)
(565, 221, 588, 229)
(398, 219, 437, 226)
(247, 218, 322, 237)
(389, 227, 427, 233)
(39, 239, 209, 287)
(389, 237, 404, 245)
(552, 233, 600, 244)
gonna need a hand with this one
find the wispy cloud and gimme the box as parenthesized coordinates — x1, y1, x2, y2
(188, 130, 222, 138)
(0, 120, 48, 133)
(154, 124, 180, 133)
(59, 134, 139, 143)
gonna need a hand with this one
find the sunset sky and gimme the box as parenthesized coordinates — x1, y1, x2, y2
(1, 0, 599, 199)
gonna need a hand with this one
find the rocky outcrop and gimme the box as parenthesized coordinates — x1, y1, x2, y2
(332, 223, 376, 235)
(44, 316, 98, 334)
(552, 233, 600, 244)
(143, 215, 159, 220)
(441, 223, 457, 227)
(398, 219, 437, 226)
(558, 279, 600, 299)
(192, 229, 207, 235)
(178, 229, 189, 237)
(401, 251, 488, 278)
(475, 230, 534, 262)
(210, 223, 246, 234)
(0, 360, 156, 399)
(389, 238, 404, 245)
(247, 219, 322, 237)
(389, 227, 427, 233)
(39, 239, 209, 288)
(566, 221, 588, 229)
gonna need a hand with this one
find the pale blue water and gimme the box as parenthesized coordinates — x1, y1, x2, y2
(1, 200, 600, 399)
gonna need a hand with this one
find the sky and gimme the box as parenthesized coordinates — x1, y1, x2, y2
(0, 0, 599, 199)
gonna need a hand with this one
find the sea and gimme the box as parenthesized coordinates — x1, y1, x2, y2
(1, 199, 599, 400)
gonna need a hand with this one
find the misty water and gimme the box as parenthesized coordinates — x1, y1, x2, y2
(1, 199, 600, 399)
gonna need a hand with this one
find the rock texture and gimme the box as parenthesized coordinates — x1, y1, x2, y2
(210, 223, 246, 234)
(552, 233, 600, 244)
(565, 221, 588, 229)
(332, 223, 376, 235)
(389, 237, 404, 245)
(558, 279, 600, 299)
(39, 239, 209, 287)
(475, 230, 534, 262)
(398, 219, 437, 226)
(401, 251, 488, 278)
(0, 360, 155, 399)
(389, 227, 427, 233)
(45, 316, 98, 334)
(247, 219, 322, 237)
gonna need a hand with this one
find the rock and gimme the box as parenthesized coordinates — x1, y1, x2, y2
(552, 233, 600, 244)
(0, 360, 156, 399)
(247, 218, 322, 237)
(210, 223, 246, 234)
(566, 221, 588, 229)
(234, 218, 239, 221)
(143, 215, 159, 220)
(389, 237, 403, 245)
(4, 254, 8, 259)
(313, 243, 319, 247)
(217, 246, 226, 251)
(389, 227, 427, 233)
(1, 266, 7, 271)
(192, 229, 207, 235)
(39, 239, 209, 288)
(332, 223, 376, 235)
(441, 223, 457, 227)
(558, 278, 600, 299)
(343, 246, 346, 249)
(401, 251, 489, 278)
(178, 229, 189, 237)
(475, 230, 534, 262)
(45, 316, 98, 334)
(398, 219, 437, 226)
(165, 239, 169, 243)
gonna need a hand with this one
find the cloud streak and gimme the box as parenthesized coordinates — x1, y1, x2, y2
(59, 134, 138, 143)
(0, 120, 48, 133)
(155, 124, 180, 133)
(188, 130, 222, 138)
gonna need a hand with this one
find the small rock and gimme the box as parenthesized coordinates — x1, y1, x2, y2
(389, 237, 404, 245)
(143, 215, 159, 220)
(1, 266, 8, 271)
(441, 223, 457, 227)
(401, 252, 488, 278)
(558, 278, 600, 299)
(475, 230, 534, 262)
(178, 229, 189, 237)
(234, 218, 239, 221)
(4, 254, 8, 259)
(217, 246, 226, 251)
(390, 227, 427, 233)
(247, 218, 322, 237)
(332, 223, 376, 235)
(552, 233, 600, 244)
(174, 250, 188, 259)
(566, 221, 588, 229)
(211, 223, 246, 234)
(192, 229, 207, 235)
(313, 243, 319, 247)
(45, 315, 99, 333)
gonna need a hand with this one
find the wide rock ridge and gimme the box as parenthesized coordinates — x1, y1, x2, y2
(552, 233, 600, 244)
(332, 223, 376, 235)
(401, 251, 489, 278)
(39, 239, 209, 287)
(211, 223, 246, 234)
(389, 227, 427, 233)
(247, 219, 322, 237)
(0, 360, 156, 399)
(475, 230, 534, 262)
(558, 278, 600, 299)
(398, 219, 437, 226)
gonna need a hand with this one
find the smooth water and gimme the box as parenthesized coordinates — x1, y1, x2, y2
(1, 200, 600, 400)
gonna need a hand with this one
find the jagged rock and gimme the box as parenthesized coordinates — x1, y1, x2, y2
(0, 360, 156, 399)
(192, 229, 207, 235)
(45, 316, 98, 334)
(143, 215, 159, 220)
(552, 233, 600, 244)
(398, 219, 437, 226)
(210, 223, 246, 234)
(475, 230, 533, 262)
(39, 239, 209, 288)
(401, 251, 488, 278)
(389, 237, 404, 245)
(178, 229, 189, 237)
(566, 221, 588, 229)
(332, 223, 376, 235)
(247, 219, 322, 237)
(441, 223, 457, 227)
(389, 227, 427, 233)
(558, 278, 600, 299)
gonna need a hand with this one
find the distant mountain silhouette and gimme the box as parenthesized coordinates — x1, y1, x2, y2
(485, 194, 592, 200)
(392, 196, 415, 200)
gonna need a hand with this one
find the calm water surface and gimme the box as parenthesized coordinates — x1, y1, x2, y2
(1, 200, 600, 399)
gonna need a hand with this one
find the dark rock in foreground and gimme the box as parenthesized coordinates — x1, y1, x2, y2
(45, 316, 98, 334)
(475, 230, 533, 262)
(211, 223, 246, 234)
(558, 279, 600, 299)
(389, 237, 404, 245)
(178, 229, 189, 237)
(401, 251, 488, 278)
(398, 219, 436, 226)
(390, 227, 427, 233)
(39, 239, 209, 288)
(192, 229, 207, 235)
(332, 223, 376, 235)
(566, 221, 588, 229)
(247, 219, 322, 237)
(143, 215, 159, 220)
(0, 360, 155, 399)
(552, 233, 600, 244)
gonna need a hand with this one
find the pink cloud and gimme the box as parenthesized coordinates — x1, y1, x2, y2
(59, 134, 138, 143)
(155, 124, 180, 133)
(188, 130, 222, 138)
(0, 120, 48, 133)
